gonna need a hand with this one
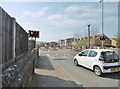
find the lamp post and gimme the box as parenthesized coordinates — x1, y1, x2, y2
(99, 0, 104, 48)
(87, 24, 91, 48)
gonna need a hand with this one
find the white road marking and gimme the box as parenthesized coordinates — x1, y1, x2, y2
(46, 53, 74, 59)
(46, 54, 54, 58)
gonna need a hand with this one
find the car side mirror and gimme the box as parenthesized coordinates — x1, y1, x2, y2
(79, 54, 82, 56)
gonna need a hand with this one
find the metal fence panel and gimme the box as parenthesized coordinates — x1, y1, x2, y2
(0, 7, 2, 64)
(28, 40, 35, 51)
(0, 7, 28, 64)
(2, 8, 6, 63)
(15, 23, 28, 57)
(0, 7, 2, 89)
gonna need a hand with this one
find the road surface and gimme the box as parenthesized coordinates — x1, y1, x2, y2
(39, 50, 120, 87)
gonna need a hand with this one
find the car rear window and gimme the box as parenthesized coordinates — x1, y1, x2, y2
(101, 51, 119, 63)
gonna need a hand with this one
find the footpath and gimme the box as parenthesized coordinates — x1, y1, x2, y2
(29, 55, 80, 87)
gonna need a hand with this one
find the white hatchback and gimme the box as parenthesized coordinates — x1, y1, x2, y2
(73, 49, 120, 76)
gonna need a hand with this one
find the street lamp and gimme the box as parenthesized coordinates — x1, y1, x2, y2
(87, 24, 91, 48)
(99, 0, 104, 48)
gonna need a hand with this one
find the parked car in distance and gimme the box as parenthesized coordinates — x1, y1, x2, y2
(73, 49, 120, 76)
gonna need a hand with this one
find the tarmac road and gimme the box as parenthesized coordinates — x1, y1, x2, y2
(40, 50, 120, 87)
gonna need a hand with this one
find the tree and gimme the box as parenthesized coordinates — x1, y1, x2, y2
(39, 42, 45, 47)
(50, 42, 57, 48)
(73, 32, 81, 39)
(73, 31, 86, 49)
(114, 32, 119, 38)
(91, 26, 99, 37)
(90, 26, 100, 47)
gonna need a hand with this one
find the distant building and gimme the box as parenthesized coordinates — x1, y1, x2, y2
(58, 38, 75, 48)
(58, 34, 117, 49)
(66, 38, 75, 47)
(58, 39, 66, 47)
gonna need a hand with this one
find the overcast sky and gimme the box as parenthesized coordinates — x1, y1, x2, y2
(0, 1, 118, 42)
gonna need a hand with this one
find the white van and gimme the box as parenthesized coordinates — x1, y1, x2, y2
(73, 49, 120, 76)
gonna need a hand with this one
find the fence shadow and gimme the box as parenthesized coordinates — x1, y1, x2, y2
(30, 74, 84, 88)
(35, 56, 55, 70)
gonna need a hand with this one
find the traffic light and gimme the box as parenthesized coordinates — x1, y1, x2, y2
(100, 36, 105, 40)
(29, 31, 34, 37)
(29, 30, 39, 38)
(35, 31, 39, 38)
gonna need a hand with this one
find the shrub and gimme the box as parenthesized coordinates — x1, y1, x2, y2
(104, 44, 115, 48)
(115, 45, 120, 48)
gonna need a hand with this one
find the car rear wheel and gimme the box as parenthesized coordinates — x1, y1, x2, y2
(74, 59, 79, 66)
(94, 66, 102, 76)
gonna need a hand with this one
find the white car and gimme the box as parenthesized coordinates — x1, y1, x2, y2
(73, 49, 120, 76)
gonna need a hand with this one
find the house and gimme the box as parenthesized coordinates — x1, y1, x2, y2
(111, 39, 117, 46)
(112, 38, 120, 47)
(95, 34, 117, 47)
(71, 34, 117, 48)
